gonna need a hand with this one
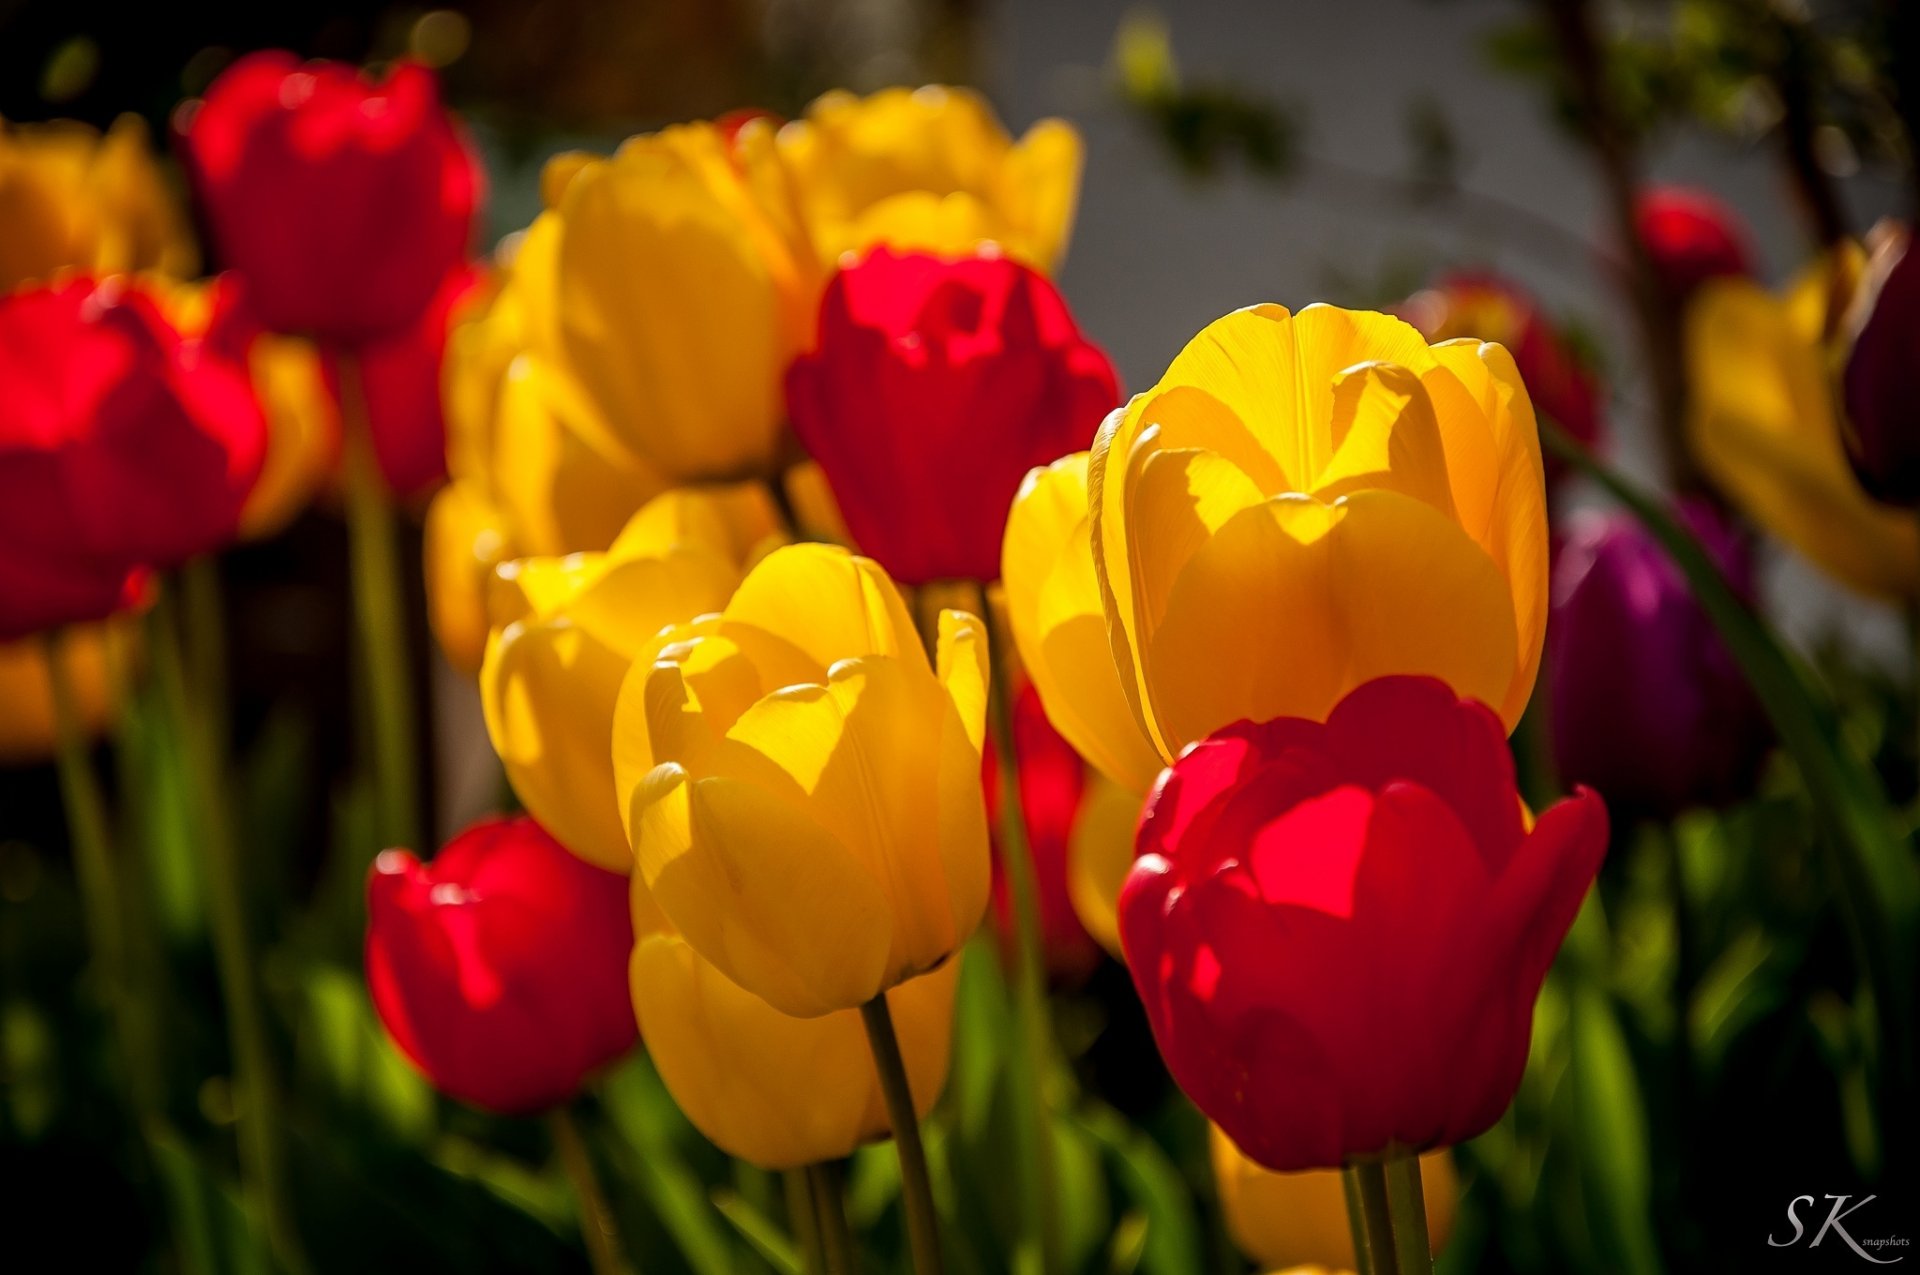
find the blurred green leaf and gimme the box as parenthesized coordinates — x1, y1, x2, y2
(294, 962, 433, 1144)
(1072, 1103, 1203, 1275)
(1567, 984, 1663, 1275)
(711, 1186, 802, 1274)
(600, 1057, 737, 1275)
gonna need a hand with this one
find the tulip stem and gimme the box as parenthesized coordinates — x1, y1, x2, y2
(977, 585, 1062, 1275)
(150, 590, 310, 1275)
(549, 1107, 630, 1275)
(786, 1169, 829, 1275)
(337, 353, 424, 856)
(806, 1162, 857, 1275)
(859, 993, 942, 1275)
(1343, 1161, 1401, 1275)
(1383, 1154, 1433, 1273)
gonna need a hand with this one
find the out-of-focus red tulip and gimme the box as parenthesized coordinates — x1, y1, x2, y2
(982, 681, 1106, 983)
(1841, 227, 1920, 507)
(323, 264, 487, 498)
(785, 247, 1119, 584)
(1401, 270, 1605, 479)
(180, 51, 481, 347)
(1549, 503, 1769, 819)
(1634, 186, 1755, 302)
(1119, 676, 1608, 1172)
(366, 815, 637, 1114)
(0, 277, 265, 640)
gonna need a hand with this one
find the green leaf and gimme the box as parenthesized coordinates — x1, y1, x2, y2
(600, 1057, 738, 1275)
(1072, 1103, 1205, 1275)
(1567, 983, 1664, 1275)
(711, 1187, 803, 1275)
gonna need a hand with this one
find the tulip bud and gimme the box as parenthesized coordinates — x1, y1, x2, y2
(181, 52, 481, 346)
(1549, 503, 1770, 819)
(365, 815, 637, 1114)
(1120, 676, 1607, 1171)
(786, 248, 1119, 584)
(1634, 186, 1755, 303)
(1211, 1126, 1457, 1272)
(0, 277, 266, 640)
(1841, 226, 1920, 507)
(612, 543, 991, 1019)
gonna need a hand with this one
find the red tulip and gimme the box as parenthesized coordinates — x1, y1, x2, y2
(366, 815, 638, 1114)
(983, 681, 1105, 983)
(785, 248, 1119, 584)
(322, 264, 487, 498)
(180, 51, 481, 347)
(1634, 186, 1755, 302)
(0, 277, 265, 640)
(1119, 676, 1607, 1172)
(1841, 227, 1920, 507)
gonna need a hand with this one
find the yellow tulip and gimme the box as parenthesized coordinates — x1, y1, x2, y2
(236, 329, 336, 539)
(0, 114, 197, 292)
(0, 623, 128, 765)
(778, 86, 1082, 275)
(424, 480, 506, 676)
(1211, 1125, 1457, 1273)
(481, 486, 781, 871)
(1065, 773, 1142, 961)
(1687, 250, 1920, 602)
(545, 121, 818, 483)
(1004, 305, 1547, 791)
(631, 875, 959, 1170)
(611, 543, 990, 1018)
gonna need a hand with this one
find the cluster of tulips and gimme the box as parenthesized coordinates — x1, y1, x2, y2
(5, 34, 1919, 1275)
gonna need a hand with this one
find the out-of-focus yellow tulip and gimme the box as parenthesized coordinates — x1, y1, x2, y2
(1687, 250, 1920, 602)
(424, 481, 506, 676)
(631, 874, 959, 1170)
(612, 543, 990, 1018)
(778, 86, 1082, 275)
(1065, 773, 1141, 961)
(481, 486, 781, 871)
(0, 114, 198, 292)
(236, 329, 336, 538)
(1211, 1125, 1457, 1273)
(1004, 305, 1547, 792)
(546, 122, 817, 483)
(0, 623, 129, 765)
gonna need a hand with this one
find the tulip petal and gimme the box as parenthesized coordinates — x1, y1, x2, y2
(723, 543, 924, 676)
(1004, 117, 1083, 272)
(635, 765, 894, 1018)
(937, 607, 989, 755)
(1066, 775, 1143, 960)
(1314, 362, 1456, 519)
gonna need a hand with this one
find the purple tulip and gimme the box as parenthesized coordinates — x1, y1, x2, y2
(1548, 502, 1770, 819)
(1842, 231, 1920, 508)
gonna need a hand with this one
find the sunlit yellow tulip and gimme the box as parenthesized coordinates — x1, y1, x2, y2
(481, 486, 781, 871)
(1211, 1125, 1456, 1273)
(778, 86, 1082, 275)
(546, 122, 817, 483)
(1004, 305, 1547, 791)
(631, 875, 958, 1170)
(1687, 249, 1920, 601)
(1064, 773, 1141, 961)
(612, 543, 990, 1018)
(0, 623, 128, 765)
(0, 114, 197, 292)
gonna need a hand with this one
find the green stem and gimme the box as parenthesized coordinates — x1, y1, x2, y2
(181, 555, 229, 763)
(1343, 1161, 1399, 1275)
(550, 1106, 630, 1275)
(977, 585, 1061, 1275)
(337, 353, 423, 855)
(150, 589, 310, 1275)
(806, 1162, 856, 1275)
(859, 993, 942, 1275)
(1383, 1154, 1433, 1273)
(785, 1169, 827, 1275)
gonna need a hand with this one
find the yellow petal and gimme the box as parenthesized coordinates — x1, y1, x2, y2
(424, 482, 508, 677)
(1066, 775, 1143, 961)
(0, 624, 126, 765)
(1003, 117, 1083, 273)
(634, 764, 895, 1018)
(936, 607, 989, 756)
(722, 543, 923, 676)
(1144, 491, 1519, 747)
(1312, 362, 1456, 519)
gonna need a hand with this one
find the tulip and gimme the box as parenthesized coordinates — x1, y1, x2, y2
(632, 877, 959, 1170)
(1005, 304, 1549, 797)
(0, 113, 198, 292)
(1840, 226, 1920, 507)
(481, 486, 781, 871)
(366, 815, 637, 1114)
(981, 681, 1113, 982)
(611, 542, 991, 1018)
(1688, 247, 1920, 601)
(1401, 270, 1604, 477)
(1634, 186, 1755, 303)
(0, 622, 125, 765)
(543, 121, 817, 483)
(779, 86, 1083, 274)
(1212, 1127, 1457, 1272)
(1550, 503, 1769, 819)
(1120, 676, 1608, 1171)
(786, 248, 1119, 584)
(0, 277, 266, 640)
(180, 52, 480, 346)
